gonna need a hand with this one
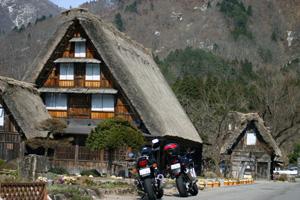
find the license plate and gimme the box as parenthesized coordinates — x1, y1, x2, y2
(139, 168, 151, 176)
(171, 163, 181, 170)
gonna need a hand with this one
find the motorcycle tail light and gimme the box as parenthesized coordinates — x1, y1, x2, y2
(138, 159, 148, 168)
(172, 159, 178, 164)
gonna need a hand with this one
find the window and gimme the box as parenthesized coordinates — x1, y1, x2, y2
(246, 132, 256, 145)
(45, 93, 67, 110)
(59, 63, 74, 80)
(0, 105, 4, 126)
(86, 64, 100, 80)
(75, 42, 86, 57)
(92, 94, 115, 112)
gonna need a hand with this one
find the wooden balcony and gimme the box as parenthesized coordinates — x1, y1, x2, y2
(43, 76, 112, 88)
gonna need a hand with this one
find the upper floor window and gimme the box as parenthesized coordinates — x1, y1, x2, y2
(91, 94, 115, 112)
(75, 42, 86, 58)
(45, 93, 67, 110)
(60, 63, 74, 80)
(246, 131, 256, 145)
(86, 64, 100, 81)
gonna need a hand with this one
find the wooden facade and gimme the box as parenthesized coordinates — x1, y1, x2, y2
(0, 100, 21, 161)
(222, 123, 274, 180)
(40, 29, 137, 122)
(35, 26, 140, 171)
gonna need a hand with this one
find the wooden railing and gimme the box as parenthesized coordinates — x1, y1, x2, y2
(0, 182, 47, 200)
(44, 76, 112, 88)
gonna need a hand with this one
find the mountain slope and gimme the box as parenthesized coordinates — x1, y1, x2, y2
(0, 0, 61, 33)
(81, 0, 300, 69)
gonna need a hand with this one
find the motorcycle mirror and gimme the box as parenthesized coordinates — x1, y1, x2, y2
(128, 152, 135, 159)
(152, 138, 159, 144)
(151, 138, 160, 150)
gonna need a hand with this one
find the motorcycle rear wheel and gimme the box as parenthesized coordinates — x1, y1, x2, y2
(156, 188, 164, 199)
(144, 178, 157, 200)
(176, 174, 188, 197)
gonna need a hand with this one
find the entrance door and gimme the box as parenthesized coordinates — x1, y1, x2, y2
(256, 162, 268, 179)
(68, 94, 91, 118)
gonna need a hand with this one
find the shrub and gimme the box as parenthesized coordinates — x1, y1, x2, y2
(258, 47, 272, 63)
(49, 167, 69, 175)
(288, 143, 300, 164)
(86, 118, 144, 151)
(219, 0, 253, 40)
(204, 171, 218, 178)
(125, 1, 138, 13)
(80, 169, 101, 177)
(0, 159, 5, 168)
(114, 13, 125, 32)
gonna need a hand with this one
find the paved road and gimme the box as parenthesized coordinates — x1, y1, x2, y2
(104, 180, 300, 200)
(163, 180, 300, 200)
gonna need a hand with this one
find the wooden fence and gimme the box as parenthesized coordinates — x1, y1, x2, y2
(0, 182, 47, 200)
(51, 146, 128, 171)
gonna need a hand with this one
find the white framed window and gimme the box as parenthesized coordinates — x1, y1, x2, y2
(0, 105, 4, 126)
(59, 63, 74, 80)
(75, 42, 86, 57)
(246, 132, 256, 145)
(92, 94, 115, 112)
(86, 64, 100, 80)
(45, 93, 67, 110)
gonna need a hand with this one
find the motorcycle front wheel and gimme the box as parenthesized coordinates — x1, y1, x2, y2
(144, 178, 157, 200)
(176, 174, 188, 197)
(190, 182, 198, 196)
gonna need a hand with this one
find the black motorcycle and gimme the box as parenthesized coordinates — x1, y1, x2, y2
(135, 139, 164, 200)
(164, 143, 198, 197)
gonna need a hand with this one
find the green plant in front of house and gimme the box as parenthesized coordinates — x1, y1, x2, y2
(86, 118, 144, 174)
(48, 185, 92, 200)
(219, 0, 253, 40)
(49, 167, 69, 175)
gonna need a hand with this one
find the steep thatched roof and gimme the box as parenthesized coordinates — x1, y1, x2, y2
(220, 112, 282, 158)
(22, 9, 202, 144)
(0, 76, 50, 139)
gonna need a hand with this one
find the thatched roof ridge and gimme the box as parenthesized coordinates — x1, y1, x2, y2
(0, 76, 50, 139)
(22, 9, 202, 144)
(0, 76, 36, 93)
(220, 112, 282, 158)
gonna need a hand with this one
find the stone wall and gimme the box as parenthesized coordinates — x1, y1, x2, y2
(20, 154, 49, 180)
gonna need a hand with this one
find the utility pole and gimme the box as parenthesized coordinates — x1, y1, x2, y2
(297, 157, 300, 177)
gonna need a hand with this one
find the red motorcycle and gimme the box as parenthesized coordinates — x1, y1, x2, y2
(164, 143, 198, 197)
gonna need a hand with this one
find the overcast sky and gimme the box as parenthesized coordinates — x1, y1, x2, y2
(50, 0, 88, 9)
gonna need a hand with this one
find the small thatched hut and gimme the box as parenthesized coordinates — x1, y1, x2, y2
(0, 76, 51, 160)
(220, 112, 282, 180)
(18, 9, 202, 173)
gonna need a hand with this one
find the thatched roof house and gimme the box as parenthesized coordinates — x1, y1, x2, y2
(220, 111, 282, 179)
(22, 8, 202, 144)
(0, 76, 50, 139)
(220, 112, 282, 158)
